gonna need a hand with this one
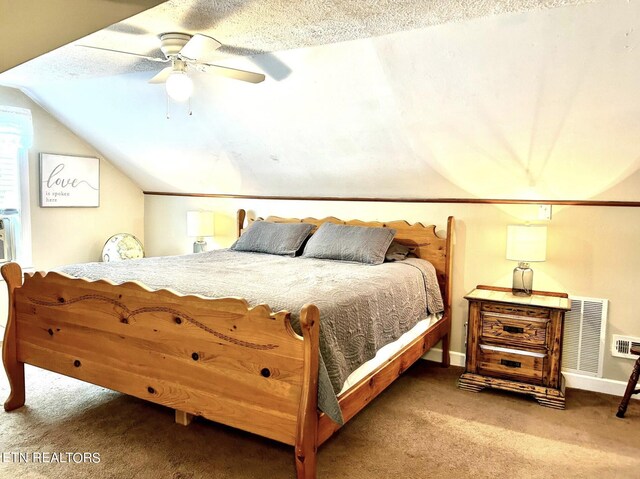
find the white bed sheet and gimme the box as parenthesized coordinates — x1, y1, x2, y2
(339, 312, 443, 395)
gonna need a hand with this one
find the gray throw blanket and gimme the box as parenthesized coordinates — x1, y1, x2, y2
(59, 250, 443, 424)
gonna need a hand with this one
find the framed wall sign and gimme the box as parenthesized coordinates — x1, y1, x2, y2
(40, 153, 100, 207)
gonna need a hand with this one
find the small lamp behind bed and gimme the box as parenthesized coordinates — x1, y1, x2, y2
(506, 224, 547, 296)
(187, 211, 215, 253)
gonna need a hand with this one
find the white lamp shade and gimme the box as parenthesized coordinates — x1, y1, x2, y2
(166, 71, 193, 102)
(506, 225, 547, 262)
(187, 211, 215, 238)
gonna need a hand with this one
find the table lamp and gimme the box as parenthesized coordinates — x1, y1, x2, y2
(506, 224, 547, 296)
(187, 211, 215, 253)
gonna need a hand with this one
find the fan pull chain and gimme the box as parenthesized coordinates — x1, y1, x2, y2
(165, 92, 193, 118)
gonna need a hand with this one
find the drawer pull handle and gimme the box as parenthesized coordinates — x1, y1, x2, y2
(503, 325, 524, 334)
(500, 359, 521, 368)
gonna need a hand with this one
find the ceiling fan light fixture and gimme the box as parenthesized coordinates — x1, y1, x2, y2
(165, 71, 193, 102)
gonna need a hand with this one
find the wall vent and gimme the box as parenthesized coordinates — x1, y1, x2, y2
(562, 296, 608, 377)
(612, 335, 640, 359)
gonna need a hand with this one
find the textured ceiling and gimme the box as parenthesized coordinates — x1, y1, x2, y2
(0, 0, 595, 86)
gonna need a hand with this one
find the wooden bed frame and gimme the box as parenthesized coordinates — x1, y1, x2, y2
(1, 209, 454, 479)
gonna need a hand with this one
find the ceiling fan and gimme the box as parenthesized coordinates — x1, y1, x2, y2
(79, 32, 266, 101)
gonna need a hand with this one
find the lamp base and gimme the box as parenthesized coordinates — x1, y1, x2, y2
(512, 262, 533, 296)
(193, 240, 206, 253)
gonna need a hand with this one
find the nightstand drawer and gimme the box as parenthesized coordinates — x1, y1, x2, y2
(481, 313, 548, 348)
(481, 302, 550, 319)
(478, 345, 546, 384)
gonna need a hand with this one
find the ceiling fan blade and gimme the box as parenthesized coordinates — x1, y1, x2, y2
(179, 34, 222, 62)
(201, 63, 265, 83)
(220, 45, 292, 81)
(148, 67, 174, 84)
(77, 45, 167, 62)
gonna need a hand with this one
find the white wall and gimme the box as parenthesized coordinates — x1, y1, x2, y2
(0, 86, 144, 328)
(144, 194, 640, 385)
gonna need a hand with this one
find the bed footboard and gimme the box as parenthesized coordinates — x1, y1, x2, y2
(1, 262, 320, 475)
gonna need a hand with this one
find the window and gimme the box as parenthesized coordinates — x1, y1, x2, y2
(0, 106, 32, 267)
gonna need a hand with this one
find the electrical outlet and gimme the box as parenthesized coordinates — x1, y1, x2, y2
(538, 204, 552, 220)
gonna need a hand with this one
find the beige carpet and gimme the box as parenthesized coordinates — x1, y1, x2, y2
(0, 361, 638, 479)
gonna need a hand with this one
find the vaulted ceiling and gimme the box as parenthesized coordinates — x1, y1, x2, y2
(2, 0, 639, 201)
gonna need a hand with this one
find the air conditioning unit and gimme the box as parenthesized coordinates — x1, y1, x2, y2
(562, 296, 608, 377)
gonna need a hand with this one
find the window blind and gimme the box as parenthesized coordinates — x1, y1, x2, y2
(0, 132, 21, 212)
(0, 106, 33, 265)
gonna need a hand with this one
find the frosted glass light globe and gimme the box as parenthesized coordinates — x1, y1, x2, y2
(165, 71, 193, 102)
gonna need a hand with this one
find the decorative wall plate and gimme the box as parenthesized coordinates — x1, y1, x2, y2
(102, 233, 144, 262)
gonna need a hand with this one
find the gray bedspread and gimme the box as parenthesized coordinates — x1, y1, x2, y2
(59, 249, 443, 424)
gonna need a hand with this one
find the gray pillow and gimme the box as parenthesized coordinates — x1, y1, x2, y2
(231, 221, 315, 256)
(302, 222, 396, 265)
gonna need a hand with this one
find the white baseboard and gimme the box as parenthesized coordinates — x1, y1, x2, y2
(422, 350, 628, 397)
(422, 348, 465, 367)
(563, 372, 628, 397)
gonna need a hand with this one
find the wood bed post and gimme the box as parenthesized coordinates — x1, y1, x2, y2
(1, 262, 25, 411)
(175, 410, 194, 426)
(295, 304, 320, 479)
(441, 216, 455, 368)
(236, 209, 246, 238)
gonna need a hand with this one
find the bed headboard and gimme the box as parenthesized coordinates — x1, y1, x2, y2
(236, 209, 454, 313)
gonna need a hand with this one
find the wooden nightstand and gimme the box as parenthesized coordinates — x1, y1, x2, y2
(458, 285, 571, 409)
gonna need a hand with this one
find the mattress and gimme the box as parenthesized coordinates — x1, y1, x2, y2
(339, 313, 442, 395)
